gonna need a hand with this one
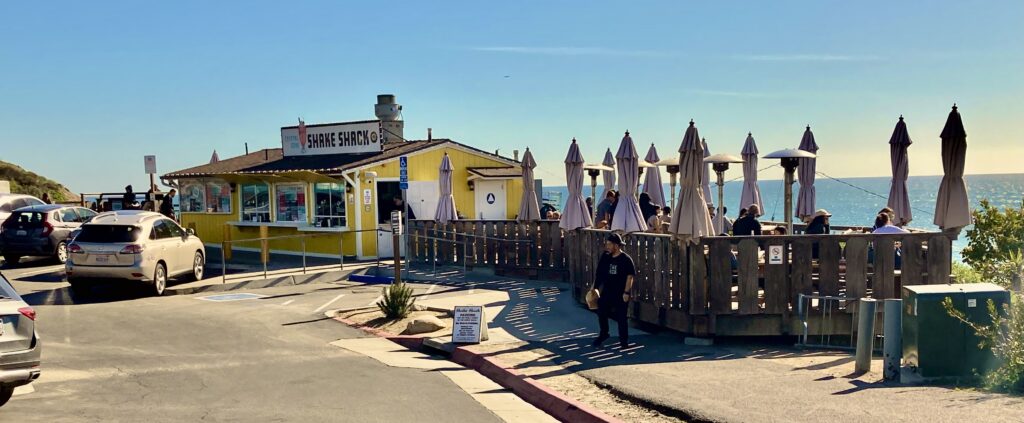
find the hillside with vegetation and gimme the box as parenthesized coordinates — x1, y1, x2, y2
(0, 160, 79, 202)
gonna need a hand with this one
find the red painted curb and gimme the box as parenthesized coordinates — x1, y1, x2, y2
(451, 347, 622, 423)
(332, 315, 621, 423)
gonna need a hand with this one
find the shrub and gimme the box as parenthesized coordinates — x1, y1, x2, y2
(376, 282, 416, 319)
(952, 261, 983, 284)
(943, 293, 1024, 393)
(963, 200, 1024, 288)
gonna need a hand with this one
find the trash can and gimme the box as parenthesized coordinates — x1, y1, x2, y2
(902, 283, 1009, 380)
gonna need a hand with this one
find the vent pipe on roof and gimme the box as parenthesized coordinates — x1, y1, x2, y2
(265, 149, 268, 160)
(245, 142, 249, 155)
(513, 149, 519, 161)
(428, 128, 432, 141)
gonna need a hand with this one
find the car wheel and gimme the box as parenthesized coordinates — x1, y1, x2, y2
(54, 241, 68, 264)
(0, 385, 13, 407)
(152, 262, 167, 297)
(189, 251, 204, 281)
(3, 256, 21, 267)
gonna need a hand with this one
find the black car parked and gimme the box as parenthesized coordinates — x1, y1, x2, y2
(0, 205, 97, 265)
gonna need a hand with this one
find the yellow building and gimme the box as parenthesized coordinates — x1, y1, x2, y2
(162, 135, 523, 260)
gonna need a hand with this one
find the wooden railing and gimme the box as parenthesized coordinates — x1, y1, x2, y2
(406, 219, 566, 277)
(407, 219, 954, 336)
(566, 229, 952, 336)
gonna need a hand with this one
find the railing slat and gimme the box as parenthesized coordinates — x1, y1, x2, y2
(708, 239, 733, 314)
(737, 239, 760, 314)
(845, 237, 869, 311)
(689, 244, 708, 315)
(791, 239, 814, 308)
(902, 237, 924, 287)
(927, 234, 951, 284)
(764, 241, 788, 314)
(873, 237, 896, 299)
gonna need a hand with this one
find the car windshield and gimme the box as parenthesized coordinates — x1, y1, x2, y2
(75, 224, 142, 243)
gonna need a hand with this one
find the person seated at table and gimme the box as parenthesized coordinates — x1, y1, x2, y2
(872, 207, 895, 230)
(732, 204, 762, 236)
(772, 226, 787, 235)
(872, 212, 908, 234)
(639, 193, 659, 223)
(646, 207, 664, 234)
(805, 209, 831, 235)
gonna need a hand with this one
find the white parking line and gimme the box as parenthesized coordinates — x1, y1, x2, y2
(367, 295, 383, 307)
(313, 294, 345, 313)
(11, 266, 65, 278)
(281, 299, 295, 306)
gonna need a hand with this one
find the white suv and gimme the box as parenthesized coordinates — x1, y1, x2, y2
(65, 211, 205, 296)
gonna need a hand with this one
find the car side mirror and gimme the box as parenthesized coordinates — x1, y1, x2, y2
(186, 228, 196, 237)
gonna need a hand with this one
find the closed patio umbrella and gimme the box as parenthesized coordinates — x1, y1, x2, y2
(795, 126, 819, 221)
(739, 132, 764, 215)
(642, 144, 666, 206)
(560, 139, 593, 230)
(517, 148, 541, 222)
(433, 153, 458, 224)
(934, 105, 971, 230)
(601, 148, 616, 199)
(610, 131, 648, 233)
(887, 116, 913, 225)
(701, 138, 713, 206)
(669, 121, 714, 243)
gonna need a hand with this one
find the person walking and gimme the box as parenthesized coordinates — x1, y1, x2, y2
(159, 189, 176, 220)
(733, 204, 763, 236)
(591, 233, 635, 349)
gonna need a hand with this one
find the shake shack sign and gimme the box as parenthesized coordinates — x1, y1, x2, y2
(281, 120, 383, 156)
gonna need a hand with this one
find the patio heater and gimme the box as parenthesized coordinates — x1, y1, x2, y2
(636, 159, 656, 197)
(654, 157, 681, 210)
(583, 163, 614, 222)
(703, 153, 745, 235)
(763, 148, 817, 234)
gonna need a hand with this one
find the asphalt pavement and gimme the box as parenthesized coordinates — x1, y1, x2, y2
(0, 259, 506, 422)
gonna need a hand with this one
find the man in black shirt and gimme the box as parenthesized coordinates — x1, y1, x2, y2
(592, 233, 635, 349)
(732, 204, 763, 236)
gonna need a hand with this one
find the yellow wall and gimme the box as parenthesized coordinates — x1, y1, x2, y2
(179, 143, 522, 259)
(355, 145, 522, 255)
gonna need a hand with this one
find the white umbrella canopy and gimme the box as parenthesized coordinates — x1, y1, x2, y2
(701, 138, 713, 207)
(600, 148, 616, 199)
(642, 144, 667, 206)
(795, 126, 819, 221)
(433, 153, 458, 224)
(517, 148, 542, 222)
(669, 121, 714, 243)
(560, 138, 593, 230)
(610, 131, 648, 233)
(739, 132, 764, 216)
(887, 116, 913, 225)
(934, 105, 972, 230)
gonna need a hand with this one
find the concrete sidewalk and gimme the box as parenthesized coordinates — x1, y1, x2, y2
(393, 264, 1024, 423)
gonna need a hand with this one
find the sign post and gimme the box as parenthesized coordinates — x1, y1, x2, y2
(399, 156, 409, 279)
(143, 155, 157, 193)
(390, 210, 403, 284)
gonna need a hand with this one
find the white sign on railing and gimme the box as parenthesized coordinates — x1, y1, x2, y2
(768, 245, 784, 265)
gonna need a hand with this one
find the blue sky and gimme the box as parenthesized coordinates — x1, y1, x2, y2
(2, 1, 1022, 191)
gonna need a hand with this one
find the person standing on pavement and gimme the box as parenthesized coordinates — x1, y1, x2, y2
(159, 189, 176, 220)
(122, 185, 137, 210)
(592, 233, 635, 349)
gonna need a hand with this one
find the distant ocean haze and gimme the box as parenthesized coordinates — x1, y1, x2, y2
(539, 173, 1024, 259)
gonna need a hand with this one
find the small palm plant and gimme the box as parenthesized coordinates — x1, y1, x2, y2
(377, 282, 416, 319)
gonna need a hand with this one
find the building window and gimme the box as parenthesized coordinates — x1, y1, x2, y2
(313, 182, 347, 228)
(275, 183, 307, 223)
(180, 180, 206, 213)
(240, 183, 270, 222)
(205, 180, 232, 213)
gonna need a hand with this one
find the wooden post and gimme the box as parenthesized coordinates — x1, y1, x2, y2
(259, 225, 269, 264)
(223, 224, 233, 261)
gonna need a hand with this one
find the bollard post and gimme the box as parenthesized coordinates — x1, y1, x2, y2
(883, 299, 903, 381)
(221, 243, 227, 284)
(339, 236, 344, 270)
(855, 298, 878, 374)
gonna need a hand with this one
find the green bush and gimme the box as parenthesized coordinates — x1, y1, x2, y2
(376, 282, 416, 319)
(953, 261, 984, 284)
(963, 200, 1024, 288)
(943, 293, 1024, 393)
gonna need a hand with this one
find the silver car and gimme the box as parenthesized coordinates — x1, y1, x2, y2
(65, 211, 205, 296)
(0, 272, 41, 407)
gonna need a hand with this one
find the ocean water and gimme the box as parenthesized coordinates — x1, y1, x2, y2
(540, 173, 1024, 259)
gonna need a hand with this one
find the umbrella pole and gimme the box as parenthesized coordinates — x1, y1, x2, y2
(716, 170, 725, 235)
(590, 175, 598, 223)
(784, 167, 795, 235)
(668, 168, 678, 209)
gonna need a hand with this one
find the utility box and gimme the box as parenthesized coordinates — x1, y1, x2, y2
(902, 283, 1009, 380)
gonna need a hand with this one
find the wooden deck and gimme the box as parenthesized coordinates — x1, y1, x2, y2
(407, 220, 953, 337)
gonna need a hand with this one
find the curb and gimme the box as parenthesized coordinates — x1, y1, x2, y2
(330, 314, 622, 423)
(165, 268, 359, 296)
